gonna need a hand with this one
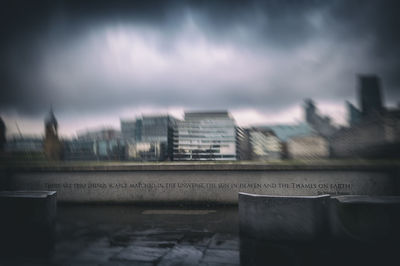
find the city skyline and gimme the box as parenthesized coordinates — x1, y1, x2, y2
(3, 100, 346, 138)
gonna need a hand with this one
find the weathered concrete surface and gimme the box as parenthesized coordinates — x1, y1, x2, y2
(1, 204, 398, 266)
(0, 191, 57, 254)
(329, 195, 400, 242)
(0, 205, 240, 265)
(2, 163, 399, 203)
(239, 193, 330, 241)
(239, 192, 400, 244)
(239, 235, 399, 266)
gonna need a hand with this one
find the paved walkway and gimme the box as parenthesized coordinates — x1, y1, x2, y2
(1, 205, 240, 266)
(1, 205, 398, 266)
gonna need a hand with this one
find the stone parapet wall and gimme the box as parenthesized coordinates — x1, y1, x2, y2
(2, 163, 398, 204)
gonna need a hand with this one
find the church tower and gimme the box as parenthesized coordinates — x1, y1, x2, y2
(45, 107, 58, 139)
(44, 107, 63, 160)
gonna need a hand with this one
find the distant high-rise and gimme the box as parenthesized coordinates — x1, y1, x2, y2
(359, 75, 384, 117)
(331, 75, 400, 158)
(304, 99, 317, 125)
(346, 101, 362, 126)
(303, 99, 337, 138)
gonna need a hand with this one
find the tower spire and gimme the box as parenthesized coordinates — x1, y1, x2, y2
(44, 106, 62, 160)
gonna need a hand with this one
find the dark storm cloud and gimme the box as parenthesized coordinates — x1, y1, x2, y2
(327, 0, 400, 98)
(0, 0, 399, 118)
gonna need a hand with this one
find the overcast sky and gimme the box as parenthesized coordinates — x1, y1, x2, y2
(1, 0, 399, 137)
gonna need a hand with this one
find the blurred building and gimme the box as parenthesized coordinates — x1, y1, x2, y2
(347, 101, 362, 127)
(121, 120, 138, 141)
(248, 128, 282, 160)
(304, 99, 337, 138)
(127, 142, 162, 161)
(3, 135, 44, 161)
(173, 111, 237, 160)
(287, 135, 329, 159)
(236, 127, 251, 160)
(65, 128, 125, 160)
(5, 135, 43, 153)
(253, 123, 317, 159)
(258, 123, 315, 142)
(94, 139, 125, 160)
(331, 75, 400, 158)
(43, 108, 63, 160)
(359, 75, 384, 118)
(120, 115, 176, 161)
(63, 139, 97, 161)
(77, 128, 121, 141)
(239, 124, 323, 160)
(331, 111, 400, 158)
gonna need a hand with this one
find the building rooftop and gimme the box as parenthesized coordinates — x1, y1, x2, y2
(184, 111, 231, 120)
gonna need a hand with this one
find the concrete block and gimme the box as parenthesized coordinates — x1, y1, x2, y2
(239, 192, 330, 241)
(0, 190, 57, 255)
(329, 195, 400, 242)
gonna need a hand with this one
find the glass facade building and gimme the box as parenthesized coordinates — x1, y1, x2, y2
(173, 111, 237, 160)
(120, 115, 176, 161)
(359, 75, 384, 117)
(69, 128, 125, 160)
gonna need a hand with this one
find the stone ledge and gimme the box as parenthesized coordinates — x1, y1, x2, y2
(0, 190, 57, 255)
(239, 193, 331, 242)
(2, 161, 399, 172)
(329, 195, 400, 241)
(239, 193, 400, 243)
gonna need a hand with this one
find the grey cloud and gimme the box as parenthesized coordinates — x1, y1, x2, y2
(0, 0, 399, 119)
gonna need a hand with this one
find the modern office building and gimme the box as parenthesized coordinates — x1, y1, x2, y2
(287, 135, 329, 159)
(71, 128, 125, 160)
(120, 120, 137, 141)
(127, 142, 163, 161)
(359, 75, 384, 118)
(254, 123, 316, 159)
(331, 111, 400, 158)
(63, 139, 97, 160)
(235, 127, 251, 160)
(173, 111, 237, 160)
(331, 75, 400, 158)
(304, 99, 337, 138)
(140, 116, 173, 143)
(236, 127, 283, 161)
(248, 128, 282, 160)
(120, 115, 176, 161)
(347, 101, 362, 126)
(77, 128, 122, 141)
(345, 75, 385, 125)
